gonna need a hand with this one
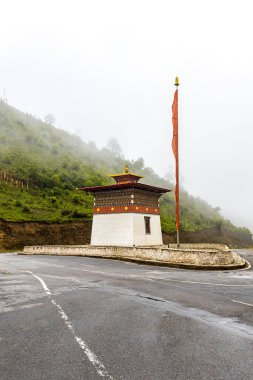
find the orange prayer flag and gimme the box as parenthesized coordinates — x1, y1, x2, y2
(172, 88, 179, 231)
(172, 88, 178, 159)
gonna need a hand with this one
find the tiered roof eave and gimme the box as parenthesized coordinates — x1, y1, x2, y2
(79, 182, 171, 194)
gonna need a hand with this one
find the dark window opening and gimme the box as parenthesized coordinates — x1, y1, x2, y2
(144, 216, 151, 234)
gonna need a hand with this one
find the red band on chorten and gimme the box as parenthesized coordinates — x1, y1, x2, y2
(93, 205, 160, 215)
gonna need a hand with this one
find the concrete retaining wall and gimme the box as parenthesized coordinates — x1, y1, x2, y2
(22, 244, 246, 269)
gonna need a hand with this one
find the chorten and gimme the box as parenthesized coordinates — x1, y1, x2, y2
(80, 165, 170, 246)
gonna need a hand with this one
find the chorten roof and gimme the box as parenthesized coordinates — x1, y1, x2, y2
(108, 165, 143, 184)
(79, 165, 171, 194)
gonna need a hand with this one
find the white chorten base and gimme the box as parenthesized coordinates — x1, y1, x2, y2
(90, 213, 163, 246)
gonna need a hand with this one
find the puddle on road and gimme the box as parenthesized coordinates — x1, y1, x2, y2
(136, 295, 253, 340)
(100, 284, 253, 341)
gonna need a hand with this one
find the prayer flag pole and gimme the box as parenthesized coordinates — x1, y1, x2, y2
(172, 77, 180, 247)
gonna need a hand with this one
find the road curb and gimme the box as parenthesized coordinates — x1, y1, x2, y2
(19, 245, 247, 271)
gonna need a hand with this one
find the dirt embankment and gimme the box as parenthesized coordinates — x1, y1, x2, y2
(163, 227, 253, 247)
(0, 220, 92, 250)
(0, 220, 251, 250)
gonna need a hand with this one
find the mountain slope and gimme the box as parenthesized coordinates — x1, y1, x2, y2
(0, 100, 251, 244)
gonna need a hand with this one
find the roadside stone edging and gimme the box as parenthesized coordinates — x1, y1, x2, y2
(21, 244, 246, 270)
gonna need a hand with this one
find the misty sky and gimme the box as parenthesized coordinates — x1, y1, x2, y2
(1, 0, 253, 232)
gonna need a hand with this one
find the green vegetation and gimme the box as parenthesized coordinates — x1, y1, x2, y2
(0, 100, 251, 242)
(0, 183, 93, 222)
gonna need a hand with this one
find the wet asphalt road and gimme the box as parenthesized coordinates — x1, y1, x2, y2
(0, 250, 253, 380)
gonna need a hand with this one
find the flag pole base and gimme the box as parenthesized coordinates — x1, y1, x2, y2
(176, 230, 180, 248)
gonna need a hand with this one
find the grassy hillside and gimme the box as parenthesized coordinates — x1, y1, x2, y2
(0, 100, 251, 242)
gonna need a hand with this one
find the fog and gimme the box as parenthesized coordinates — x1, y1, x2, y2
(1, 0, 252, 232)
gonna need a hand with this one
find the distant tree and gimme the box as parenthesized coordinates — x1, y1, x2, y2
(132, 157, 144, 172)
(44, 113, 55, 125)
(51, 144, 58, 154)
(106, 138, 123, 158)
(164, 171, 174, 185)
(214, 220, 223, 231)
(87, 141, 97, 151)
(71, 162, 80, 171)
(52, 174, 61, 186)
(62, 161, 69, 169)
(25, 134, 33, 144)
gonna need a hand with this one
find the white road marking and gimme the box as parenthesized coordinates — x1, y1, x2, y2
(28, 271, 52, 295)
(231, 300, 253, 307)
(28, 271, 113, 379)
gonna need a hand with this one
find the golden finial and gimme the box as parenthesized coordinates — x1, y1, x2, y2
(125, 164, 129, 173)
(175, 76, 179, 86)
